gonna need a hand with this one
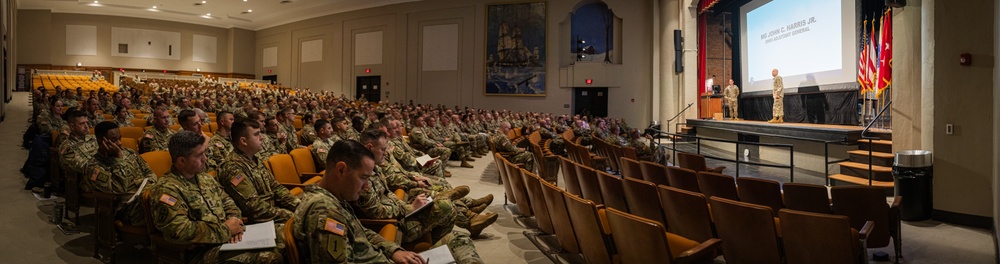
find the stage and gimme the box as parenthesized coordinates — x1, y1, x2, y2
(685, 119, 884, 143)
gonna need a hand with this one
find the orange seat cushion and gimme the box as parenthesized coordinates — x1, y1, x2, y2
(666, 232, 701, 258)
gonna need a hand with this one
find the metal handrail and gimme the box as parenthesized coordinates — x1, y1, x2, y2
(652, 129, 798, 182)
(860, 100, 892, 186)
(665, 103, 694, 134)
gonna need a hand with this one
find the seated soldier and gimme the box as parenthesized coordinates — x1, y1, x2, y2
(291, 140, 430, 263)
(206, 111, 235, 173)
(139, 106, 175, 153)
(299, 114, 319, 145)
(311, 119, 336, 170)
(493, 122, 536, 174)
(352, 130, 497, 241)
(86, 121, 157, 226)
(59, 110, 99, 192)
(148, 131, 283, 263)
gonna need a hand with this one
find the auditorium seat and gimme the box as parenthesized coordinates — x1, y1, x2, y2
(140, 151, 172, 178)
(140, 189, 188, 263)
(130, 119, 147, 127)
(596, 170, 628, 212)
(494, 153, 516, 204)
(574, 165, 605, 206)
(283, 216, 301, 264)
(618, 157, 643, 180)
(736, 177, 785, 216)
(521, 169, 554, 234)
(659, 185, 715, 242)
(539, 179, 580, 253)
(665, 165, 701, 193)
(505, 160, 533, 216)
(605, 207, 721, 264)
(677, 152, 725, 173)
(120, 138, 139, 152)
(288, 148, 325, 178)
(830, 186, 902, 262)
(119, 126, 144, 141)
(621, 177, 666, 226)
(781, 182, 832, 214)
(709, 196, 783, 264)
(267, 154, 321, 188)
(563, 193, 614, 264)
(638, 160, 670, 186)
(93, 190, 150, 263)
(779, 209, 872, 264)
(697, 171, 740, 201)
(558, 156, 583, 196)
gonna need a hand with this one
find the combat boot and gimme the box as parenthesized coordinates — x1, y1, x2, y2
(470, 194, 494, 207)
(443, 170, 453, 177)
(437, 185, 470, 200)
(767, 117, 778, 123)
(776, 116, 784, 123)
(466, 211, 498, 238)
(470, 203, 488, 214)
(460, 158, 474, 168)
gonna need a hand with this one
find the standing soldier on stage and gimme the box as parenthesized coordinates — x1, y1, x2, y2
(724, 79, 740, 120)
(769, 68, 784, 123)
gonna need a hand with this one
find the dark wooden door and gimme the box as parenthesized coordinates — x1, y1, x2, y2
(573, 88, 608, 117)
(356, 76, 381, 102)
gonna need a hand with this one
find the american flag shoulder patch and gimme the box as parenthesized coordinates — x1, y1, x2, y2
(159, 194, 177, 206)
(324, 218, 346, 236)
(231, 174, 245, 186)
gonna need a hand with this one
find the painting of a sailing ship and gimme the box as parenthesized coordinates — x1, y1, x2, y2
(485, 2, 546, 96)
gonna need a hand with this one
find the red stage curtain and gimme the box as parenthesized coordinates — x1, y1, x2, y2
(697, 9, 708, 117)
(698, 0, 721, 14)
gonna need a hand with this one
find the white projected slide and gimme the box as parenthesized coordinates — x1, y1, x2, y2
(739, 0, 856, 93)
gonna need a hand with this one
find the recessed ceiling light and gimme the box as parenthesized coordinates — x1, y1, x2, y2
(94, 1, 98, 3)
(247, 9, 252, 12)
(201, 0, 206, 3)
(152, 5, 157, 8)
(206, 13, 211, 16)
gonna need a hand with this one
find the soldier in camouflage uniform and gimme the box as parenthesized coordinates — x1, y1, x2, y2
(724, 79, 740, 120)
(446, 115, 488, 157)
(148, 131, 283, 263)
(60, 110, 100, 191)
(290, 140, 430, 263)
(411, 117, 471, 168)
(493, 122, 536, 174)
(769, 69, 784, 123)
(36, 98, 68, 137)
(259, 116, 288, 159)
(277, 108, 301, 150)
(139, 107, 175, 154)
(219, 119, 301, 252)
(386, 119, 447, 178)
(428, 117, 476, 164)
(298, 114, 319, 146)
(84, 97, 106, 128)
(205, 111, 235, 173)
(352, 130, 497, 240)
(329, 117, 355, 142)
(87, 122, 157, 226)
(311, 119, 336, 170)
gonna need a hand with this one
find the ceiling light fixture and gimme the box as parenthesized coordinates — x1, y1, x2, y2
(152, 5, 157, 8)
(201, 1, 206, 3)
(247, 9, 252, 12)
(94, 1, 98, 3)
(206, 13, 211, 16)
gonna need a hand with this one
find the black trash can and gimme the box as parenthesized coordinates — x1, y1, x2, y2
(893, 150, 933, 221)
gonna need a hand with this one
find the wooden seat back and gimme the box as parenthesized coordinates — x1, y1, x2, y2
(505, 160, 533, 216)
(638, 160, 670, 186)
(563, 193, 614, 264)
(540, 180, 580, 253)
(574, 165, 605, 205)
(596, 170, 628, 212)
(779, 209, 867, 264)
(736, 177, 785, 216)
(782, 182, 831, 214)
(495, 153, 517, 204)
(709, 196, 782, 264)
(621, 177, 666, 226)
(558, 156, 583, 196)
(665, 165, 701, 192)
(522, 170, 554, 234)
(697, 171, 740, 201)
(830, 186, 899, 249)
(659, 185, 715, 242)
(619, 157, 643, 180)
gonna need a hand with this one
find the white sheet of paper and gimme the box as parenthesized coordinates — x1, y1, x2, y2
(405, 196, 434, 218)
(220, 220, 277, 251)
(416, 155, 435, 166)
(419, 245, 456, 264)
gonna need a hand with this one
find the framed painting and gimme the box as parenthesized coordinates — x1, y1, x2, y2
(485, 2, 546, 96)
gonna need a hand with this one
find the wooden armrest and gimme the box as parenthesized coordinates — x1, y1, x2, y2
(360, 218, 399, 233)
(858, 220, 875, 240)
(543, 155, 559, 161)
(708, 166, 726, 173)
(513, 163, 527, 169)
(676, 238, 722, 262)
(281, 183, 307, 189)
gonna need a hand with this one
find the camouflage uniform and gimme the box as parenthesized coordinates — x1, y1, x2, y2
(36, 109, 68, 136)
(115, 118, 134, 128)
(292, 185, 401, 263)
(139, 128, 175, 153)
(311, 138, 336, 170)
(218, 150, 300, 223)
(408, 127, 452, 162)
(389, 138, 444, 178)
(87, 111, 106, 128)
(299, 125, 319, 147)
(724, 84, 740, 118)
(87, 148, 157, 226)
(149, 170, 283, 263)
(491, 133, 535, 173)
(429, 125, 472, 161)
(205, 132, 234, 173)
(59, 134, 99, 180)
(350, 165, 461, 243)
(773, 75, 784, 119)
(261, 131, 288, 157)
(282, 123, 301, 150)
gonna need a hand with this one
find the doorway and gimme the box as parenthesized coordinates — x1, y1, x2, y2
(262, 75, 277, 85)
(356, 76, 381, 102)
(573, 87, 608, 117)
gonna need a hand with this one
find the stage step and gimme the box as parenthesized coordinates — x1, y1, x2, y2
(838, 161, 893, 182)
(830, 173, 895, 188)
(847, 150, 895, 167)
(857, 139, 893, 153)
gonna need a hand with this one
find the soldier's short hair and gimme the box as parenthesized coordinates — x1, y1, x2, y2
(314, 119, 330, 132)
(248, 110, 264, 120)
(230, 118, 260, 143)
(94, 121, 119, 141)
(359, 129, 387, 145)
(178, 109, 198, 126)
(302, 113, 314, 124)
(216, 111, 233, 125)
(65, 109, 88, 123)
(115, 105, 127, 115)
(366, 121, 386, 132)
(331, 117, 346, 126)
(327, 139, 374, 169)
(169, 130, 207, 162)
